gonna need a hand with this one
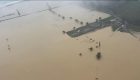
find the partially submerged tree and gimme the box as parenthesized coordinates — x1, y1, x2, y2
(62, 16, 65, 19)
(96, 52, 101, 60)
(62, 30, 66, 34)
(80, 21, 83, 25)
(89, 47, 93, 51)
(79, 53, 82, 56)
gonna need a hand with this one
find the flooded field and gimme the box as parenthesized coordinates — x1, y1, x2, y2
(0, 1, 140, 80)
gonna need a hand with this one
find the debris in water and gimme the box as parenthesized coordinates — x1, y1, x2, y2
(69, 17, 72, 19)
(90, 38, 92, 41)
(8, 45, 11, 52)
(62, 16, 65, 19)
(89, 47, 93, 51)
(80, 21, 83, 25)
(6, 38, 9, 42)
(99, 17, 102, 20)
(75, 19, 79, 22)
(8, 47, 11, 51)
(86, 22, 89, 25)
(62, 30, 66, 34)
(73, 27, 76, 30)
(89, 38, 94, 42)
(95, 77, 99, 80)
(96, 52, 101, 60)
(79, 53, 82, 56)
(96, 46, 99, 48)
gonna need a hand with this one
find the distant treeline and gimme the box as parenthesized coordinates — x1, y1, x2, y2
(82, 0, 140, 32)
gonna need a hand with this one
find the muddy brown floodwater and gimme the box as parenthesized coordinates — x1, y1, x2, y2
(0, 1, 140, 80)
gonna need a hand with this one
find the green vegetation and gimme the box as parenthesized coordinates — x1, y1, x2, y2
(83, 0, 140, 32)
